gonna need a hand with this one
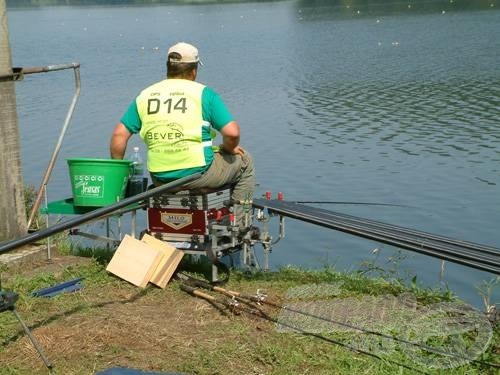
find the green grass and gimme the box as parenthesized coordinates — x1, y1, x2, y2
(0, 260, 498, 375)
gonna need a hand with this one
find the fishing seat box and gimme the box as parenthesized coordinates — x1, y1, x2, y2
(147, 188, 231, 244)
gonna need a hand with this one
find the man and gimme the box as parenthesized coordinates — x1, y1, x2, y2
(110, 42, 255, 206)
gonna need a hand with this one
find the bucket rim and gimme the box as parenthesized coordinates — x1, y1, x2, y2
(67, 158, 133, 165)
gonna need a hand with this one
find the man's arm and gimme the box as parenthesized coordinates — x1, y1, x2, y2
(110, 122, 133, 159)
(220, 120, 245, 156)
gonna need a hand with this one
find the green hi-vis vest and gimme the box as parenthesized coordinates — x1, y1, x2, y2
(136, 79, 209, 173)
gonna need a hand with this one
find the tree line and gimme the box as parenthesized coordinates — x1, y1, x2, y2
(7, 0, 280, 6)
(7, 0, 492, 8)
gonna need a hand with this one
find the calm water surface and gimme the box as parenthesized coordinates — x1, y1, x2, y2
(7, 0, 500, 307)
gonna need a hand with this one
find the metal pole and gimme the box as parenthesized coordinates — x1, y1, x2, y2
(11, 308, 53, 370)
(27, 63, 81, 229)
(0, 62, 80, 81)
(131, 209, 137, 238)
(106, 217, 111, 251)
(44, 185, 51, 260)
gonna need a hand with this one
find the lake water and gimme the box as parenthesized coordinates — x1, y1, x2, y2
(6, 0, 500, 308)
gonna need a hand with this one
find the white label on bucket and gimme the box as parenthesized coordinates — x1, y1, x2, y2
(73, 175, 105, 198)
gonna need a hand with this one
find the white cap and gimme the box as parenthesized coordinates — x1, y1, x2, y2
(167, 42, 203, 65)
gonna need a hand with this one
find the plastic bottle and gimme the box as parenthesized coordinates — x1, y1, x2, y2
(127, 146, 144, 196)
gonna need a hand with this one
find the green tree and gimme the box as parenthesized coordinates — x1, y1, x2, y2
(0, 0, 27, 241)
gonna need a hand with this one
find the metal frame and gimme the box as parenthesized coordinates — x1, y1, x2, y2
(1, 63, 82, 259)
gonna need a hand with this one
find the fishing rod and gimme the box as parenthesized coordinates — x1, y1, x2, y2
(179, 282, 430, 374)
(179, 274, 499, 371)
(0, 172, 202, 255)
(285, 200, 500, 259)
(287, 208, 499, 274)
(298, 202, 500, 257)
(181, 284, 428, 374)
(253, 199, 500, 274)
(272, 204, 498, 270)
(295, 201, 415, 208)
(308, 209, 500, 265)
(179, 284, 242, 312)
(320, 209, 500, 266)
(261, 199, 500, 257)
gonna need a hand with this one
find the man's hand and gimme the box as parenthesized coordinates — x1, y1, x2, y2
(221, 144, 246, 156)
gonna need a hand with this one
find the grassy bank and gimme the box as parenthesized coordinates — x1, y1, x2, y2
(0, 256, 498, 374)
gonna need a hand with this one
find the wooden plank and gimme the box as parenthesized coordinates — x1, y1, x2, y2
(106, 234, 163, 288)
(142, 234, 184, 288)
(153, 251, 184, 289)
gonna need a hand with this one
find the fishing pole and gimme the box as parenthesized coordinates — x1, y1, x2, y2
(180, 282, 430, 374)
(253, 199, 500, 274)
(299, 202, 500, 257)
(332, 212, 500, 267)
(179, 284, 242, 313)
(277, 207, 498, 272)
(307, 213, 499, 273)
(313, 211, 499, 265)
(179, 274, 499, 371)
(260, 199, 500, 257)
(295, 201, 415, 208)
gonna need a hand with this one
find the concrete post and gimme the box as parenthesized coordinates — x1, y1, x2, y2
(0, 0, 28, 241)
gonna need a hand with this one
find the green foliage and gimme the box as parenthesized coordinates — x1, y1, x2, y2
(475, 276, 499, 316)
(23, 184, 41, 231)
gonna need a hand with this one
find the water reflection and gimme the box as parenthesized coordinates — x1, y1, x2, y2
(285, 2, 500, 167)
(291, 79, 500, 162)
